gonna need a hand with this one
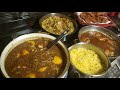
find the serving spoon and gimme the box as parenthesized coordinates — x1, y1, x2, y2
(45, 29, 69, 50)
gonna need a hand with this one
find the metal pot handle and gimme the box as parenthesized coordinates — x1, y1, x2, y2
(73, 39, 80, 44)
(73, 68, 87, 78)
(117, 33, 120, 37)
(73, 70, 81, 78)
(73, 70, 90, 78)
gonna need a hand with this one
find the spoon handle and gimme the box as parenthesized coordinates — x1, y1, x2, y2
(47, 30, 69, 49)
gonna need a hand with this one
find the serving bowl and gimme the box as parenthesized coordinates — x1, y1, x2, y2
(78, 25, 120, 60)
(39, 13, 78, 36)
(69, 42, 111, 78)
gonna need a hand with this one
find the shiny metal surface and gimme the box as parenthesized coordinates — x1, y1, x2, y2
(78, 25, 120, 60)
(46, 30, 69, 50)
(0, 33, 70, 78)
(39, 13, 78, 35)
(68, 42, 111, 77)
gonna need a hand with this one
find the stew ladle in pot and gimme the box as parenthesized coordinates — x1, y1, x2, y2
(45, 29, 69, 50)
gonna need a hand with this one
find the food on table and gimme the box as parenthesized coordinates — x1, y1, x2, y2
(80, 12, 110, 24)
(70, 48, 106, 75)
(79, 31, 119, 57)
(5, 38, 66, 78)
(41, 16, 75, 35)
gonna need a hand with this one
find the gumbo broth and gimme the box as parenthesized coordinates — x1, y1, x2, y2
(5, 38, 66, 78)
(79, 31, 119, 57)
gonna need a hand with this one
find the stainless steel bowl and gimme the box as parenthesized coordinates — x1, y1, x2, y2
(0, 33, 70, 78)
(39, 13, 78, 35)
(69, 42, 111, 78)
(78, 25, 120, 60)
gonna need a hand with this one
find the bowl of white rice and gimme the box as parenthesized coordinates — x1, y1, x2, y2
(69, 42, 111, 77)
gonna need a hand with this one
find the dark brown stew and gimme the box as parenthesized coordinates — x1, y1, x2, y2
(5, 38, 66, 78)
(80, 31, 119, 57)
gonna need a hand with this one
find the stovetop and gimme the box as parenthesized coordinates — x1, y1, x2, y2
(0, 12, 120, 78)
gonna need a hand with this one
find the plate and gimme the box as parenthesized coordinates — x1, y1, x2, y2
(74, 12, 115, 27)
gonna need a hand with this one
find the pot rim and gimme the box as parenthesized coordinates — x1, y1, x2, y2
(68, 42, 111, 77)
(78, 25, 120, 59)
(39, 13, 78, 36)
(0, 33, 70, 78)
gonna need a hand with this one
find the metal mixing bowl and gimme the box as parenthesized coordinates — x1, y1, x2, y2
(78, 25, 120, 60)
(39, 13, 78, 36)
(69, 42, 111, 78)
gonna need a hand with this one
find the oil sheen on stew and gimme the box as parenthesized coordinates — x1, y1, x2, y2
(5, 38, 66, 78)
(80, 31, 119, 57)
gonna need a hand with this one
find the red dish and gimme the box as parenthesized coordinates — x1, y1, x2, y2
(74, 12, 115, 27)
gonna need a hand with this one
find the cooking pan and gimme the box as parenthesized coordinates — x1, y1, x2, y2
(0, 33, 70, 78)
(39, 13, 78, 36)
(69, 42, 111, 78)
(78, 25, 120, 60)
